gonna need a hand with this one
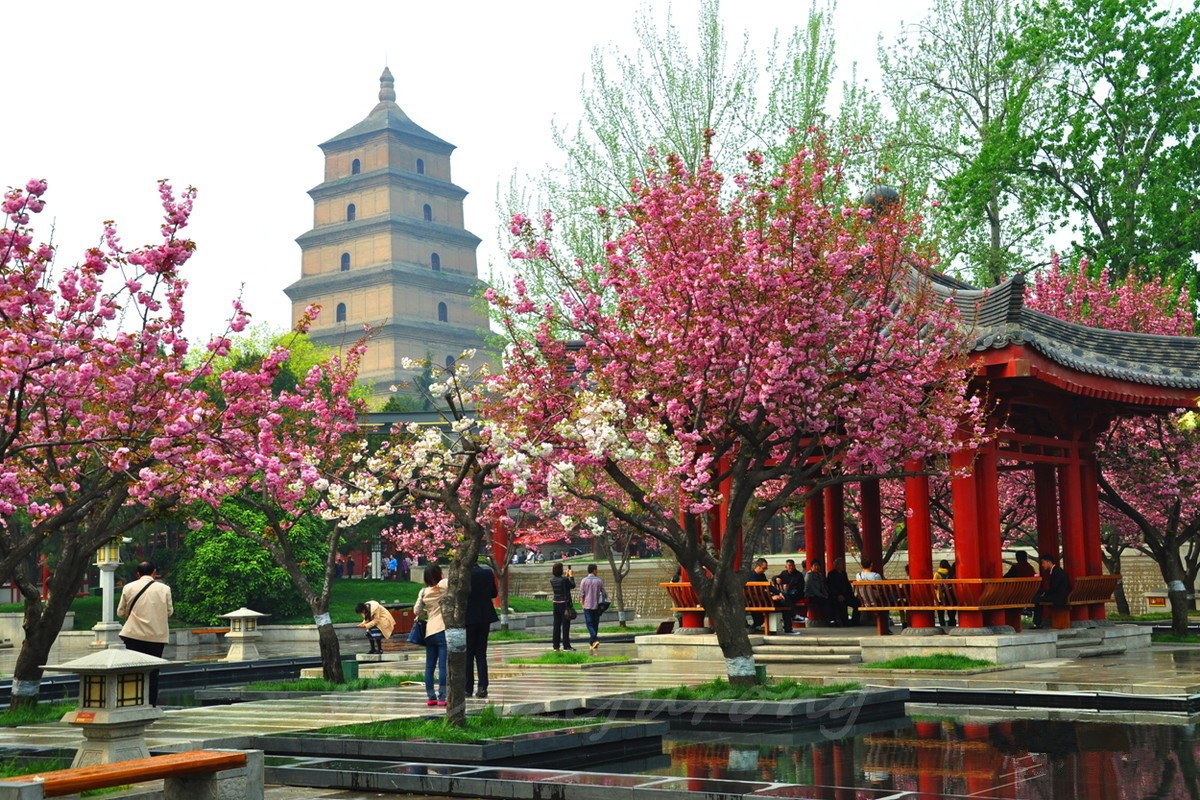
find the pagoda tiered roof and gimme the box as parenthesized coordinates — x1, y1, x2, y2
(928, 273, 1200, 399)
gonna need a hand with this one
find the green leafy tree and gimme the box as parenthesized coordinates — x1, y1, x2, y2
(879, 0, 1050, 284)
(500, 0, 840, 318)
(1003, 0, 1200, 288)
(172, 503, 327, 624)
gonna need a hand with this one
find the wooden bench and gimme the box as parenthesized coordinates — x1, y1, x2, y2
(0, 749, 261, 799)
(1041, 574, 1120, 629)
(853, 578, 1042, 635)
(661, 581, 806, 634)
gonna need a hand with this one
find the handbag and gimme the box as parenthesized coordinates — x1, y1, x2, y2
(597, 590, 611, 616)
(407, 619, 427, 646)
(563, 604, 577, 621)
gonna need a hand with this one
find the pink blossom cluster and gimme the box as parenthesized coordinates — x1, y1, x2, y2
(484, 145, 981, 568)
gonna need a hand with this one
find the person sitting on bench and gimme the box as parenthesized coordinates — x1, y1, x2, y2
(1032, 553, 1070, 628)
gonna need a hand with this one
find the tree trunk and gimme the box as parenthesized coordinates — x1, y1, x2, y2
(10, 549, 93, 709)
(1163, 554, 1191, 636)
(1101, 546, 1130, 616)
(706, 594, 758, 686)
(442, 534, 482, 727)
(316, 619, 344, 682)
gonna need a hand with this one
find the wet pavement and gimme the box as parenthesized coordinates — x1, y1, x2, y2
(2, 628, 1199, 798)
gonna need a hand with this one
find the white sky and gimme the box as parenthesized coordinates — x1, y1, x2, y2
(2, 0, 933, 341)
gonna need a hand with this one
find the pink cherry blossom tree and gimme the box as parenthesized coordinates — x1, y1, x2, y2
(487, 145, 982, 684)
(186, 309, 369, 681)
(1026, 259, 1200, 633)
(329, 354, 534, 724)
(0, 179, 259, 705)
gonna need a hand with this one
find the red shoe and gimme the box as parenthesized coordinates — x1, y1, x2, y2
(426, 699, 438, 706)
(435, 700, 447, 706)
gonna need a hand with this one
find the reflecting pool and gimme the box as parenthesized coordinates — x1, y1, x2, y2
(593, 716, 1200, 799)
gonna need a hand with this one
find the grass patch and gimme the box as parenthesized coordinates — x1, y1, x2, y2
(599, 624, 658, 633)
(1151, 633, 1200, 644)
(313, 704, 598, 742)
(506, 596, 554, 613)
(862, 654, 995, 671)
(489, 629, 539, 642)
(1109, 610, 1200, 622)
(637, 677, 860, 701)
(0, 702, 75, 727)
(510, 651, 630, 665)
(243, 673, 423, 692)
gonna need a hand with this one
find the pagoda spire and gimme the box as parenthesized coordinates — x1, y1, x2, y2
(372, 67, 407, 117)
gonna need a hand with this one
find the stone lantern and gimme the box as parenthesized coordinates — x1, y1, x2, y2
(90, 538, 127, 648)
(220, 607, 269, 662)
(42, 644, 172, 767)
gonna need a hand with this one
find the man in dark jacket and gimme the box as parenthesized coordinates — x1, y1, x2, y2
(770, 559, 805, 632)
(826, 557, 857, 627)
(804, 558, 830, 626)
(464, 564, 499, 698)
(1032, 553, 1071, 628)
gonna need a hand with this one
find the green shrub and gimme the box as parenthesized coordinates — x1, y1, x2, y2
(172, 503, 327, 624)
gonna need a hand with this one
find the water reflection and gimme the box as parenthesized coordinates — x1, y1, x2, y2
(597, 717, 1200, 799)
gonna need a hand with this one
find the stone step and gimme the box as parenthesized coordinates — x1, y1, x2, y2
(1076, 644, 1126, 658)
(753, 645, 862, 656)
(757, 636, 866, 647)
(753, 652, 862, 664)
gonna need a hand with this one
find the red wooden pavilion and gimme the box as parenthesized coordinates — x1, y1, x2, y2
(809, 272, 1200, 630)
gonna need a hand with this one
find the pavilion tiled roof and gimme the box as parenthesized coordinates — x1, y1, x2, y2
(928, 272, 1200, 390)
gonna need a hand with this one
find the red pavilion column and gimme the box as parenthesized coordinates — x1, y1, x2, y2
(950, 446, 985, 629)
(811, 741, 835, 800)
(824, 485, 846, 568)
(491, 519, 509, 613)
(860, 478, 883, 573)
(1059, 443, 1088, 622)
(1033, 463, 1060, 561)
(905, 460, 935, 628)
(974, 442, 1006, 627)
(1080, 447, 1106, 620)
(806, 492, 826, 622)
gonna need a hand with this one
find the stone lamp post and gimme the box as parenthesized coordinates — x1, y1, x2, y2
(220, 607, 269, 662)
(91, 539, 126, 649)
(43, 644, 173, 767)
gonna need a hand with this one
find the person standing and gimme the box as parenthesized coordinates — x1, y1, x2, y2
(549, 562, 576, 651)
(346, 556, 356, 579)
(414, 564, 449, 706)
(934, 559, 958, 628)
(579, 563, 607, 651)
(116, 560, 173, 706)
(464, 563, 499, 698)
(355, 599, 394, 654)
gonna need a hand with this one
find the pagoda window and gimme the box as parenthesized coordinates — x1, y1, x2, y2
(423, 204, 433, 221)
(416, 158, 425, 174)
(340, 253, 351, 272)
(336, 303, 347, 323)
(431, 253, 441, 271)
(437, 302, 448, 322)
(351, 158, 361, 175)
(347, 203, 356, 222)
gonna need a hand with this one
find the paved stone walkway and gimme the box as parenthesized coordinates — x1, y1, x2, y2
(3, 631, 1199, 798)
